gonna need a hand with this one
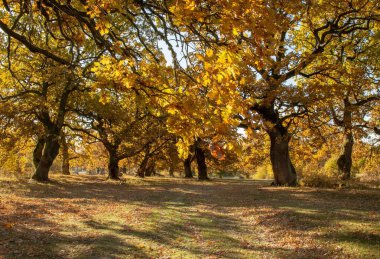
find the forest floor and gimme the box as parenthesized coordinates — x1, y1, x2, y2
(0, 175, 379, 259)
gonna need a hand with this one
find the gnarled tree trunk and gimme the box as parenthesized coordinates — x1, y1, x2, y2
(137, 153, 149, 178)
(255, 101, 297, 186)
(337, 132, 353, 180)
(61, 135, 70, 175)
(267, 125, 297, 186)
(108, 154, 120, 180)
(195, 141, 208, 180)
(184, 155, 193, 178)
(32, 133, 60, 181)
(31, 80, 74, 181)
(169, 162, 175, 177)
(33, 136, 45, 169)
(336, 99, 354, 180)
(144, 160, 156, 177)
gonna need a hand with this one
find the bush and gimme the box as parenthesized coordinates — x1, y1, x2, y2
(323, 156, 340, 177)
(298, 157, 342, 188)
(299, 170, 342, 188)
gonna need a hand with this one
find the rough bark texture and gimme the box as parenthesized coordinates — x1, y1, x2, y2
(169, 163, 175, 177)
(195, 142, 208, 180)
(255, 101, 297, 186)
(144, 160, 156, 177)
(31, 80, 74, 181)
(32, 134, 60, 181)
(268, 126, 297, 186)
(108, 154, 120, 180)
(337, 132, 354, 180)
(61, 135, 70, 175)
(184, 155, 193, 178)
(33, 136, 45, 169)
(336, 99, 354, 180)
(137, 154, 149, 178)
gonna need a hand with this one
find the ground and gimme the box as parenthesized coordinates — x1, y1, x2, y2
(0, 175, 379, 259)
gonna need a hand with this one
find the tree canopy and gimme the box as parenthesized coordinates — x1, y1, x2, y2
(0, 0, 379, 185)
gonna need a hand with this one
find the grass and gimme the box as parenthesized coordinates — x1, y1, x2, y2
(0, 175, 379, 258)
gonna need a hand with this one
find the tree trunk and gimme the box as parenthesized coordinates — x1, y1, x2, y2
(137, 154, 149, 178)
(195, 142, 208, 180)
(169, 162, 175, 177)
(184, 155, 193, 178)
(267, 125, 297, 186)
(337, 99, 354, 180)
(145, 160, 156, 177)
(33, 136, 45, 169)
(121, 166, 127, 175)
(32, 134, 60, 181)
(337, 132, 354, 180)
(61, 135, 70, 175)
(108, 154, 120, 180)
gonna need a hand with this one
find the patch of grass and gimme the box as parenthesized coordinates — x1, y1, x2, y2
(0, 175, 379, 258)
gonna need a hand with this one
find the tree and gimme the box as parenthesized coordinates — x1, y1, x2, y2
(0, 1, 102, 181)
(167, 0, 380, 185)
(303, 32, 380, 180)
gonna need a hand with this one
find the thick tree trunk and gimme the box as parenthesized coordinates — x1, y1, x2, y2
(31, 81, 73, 181)
(108, 154, 120, 180)
(255, 100, 297, 186)
(169, 162, 175, 177)
(61, 135, 70, 175)
(184, 155, 193, 178)
(267, 125, 297, 186)
(336, 99, 354, 180)
(32, 134, 60, 181)
(144, 160, 156, 177)
(195, 142, 208, 180)
(33, 136, 45, 169)
(137, 154, 149, 178)
(337, 132, 354, 180)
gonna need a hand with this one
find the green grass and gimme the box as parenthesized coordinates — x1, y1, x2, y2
(0, 175, 379, 258)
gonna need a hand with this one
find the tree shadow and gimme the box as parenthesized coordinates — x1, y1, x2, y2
(0, 210, 150, 258)
(1, 176, 379, 258)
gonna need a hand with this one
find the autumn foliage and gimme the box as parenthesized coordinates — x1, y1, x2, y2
(0, 0, 379, 185)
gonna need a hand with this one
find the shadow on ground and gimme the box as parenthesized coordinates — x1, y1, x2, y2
(0, 175, 379, 258)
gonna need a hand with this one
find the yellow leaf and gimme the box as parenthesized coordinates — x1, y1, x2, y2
(206, 49, 214, 58)
(217, 74, 224, 83)
(232, 27, 239, 36)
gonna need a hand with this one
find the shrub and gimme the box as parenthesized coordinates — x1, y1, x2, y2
(323, 156, 340, 177)
(299, 170, 342, 188)
(299, 157, 342, 188)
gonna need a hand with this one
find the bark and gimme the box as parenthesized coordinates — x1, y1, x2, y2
(108, 153, 120, 180)
(195, 142, 208, 180)
(32, 133, 60, 181)
(267, 125, 297, 186)
(31, 79, 74, 181)
(254, 101, 297, 186)
(336, 98, 354, 180)
(33, 136, 45, 169)
(137, 153, 149, 178)
(337, 132, 354, 180)
(169, 162, 175, 177)
(61, 135, 70, 175)
(183, 155, 193, 178)
(144, 160, 156, 177)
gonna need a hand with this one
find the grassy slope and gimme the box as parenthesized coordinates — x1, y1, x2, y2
(0, 175, 379, 259)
